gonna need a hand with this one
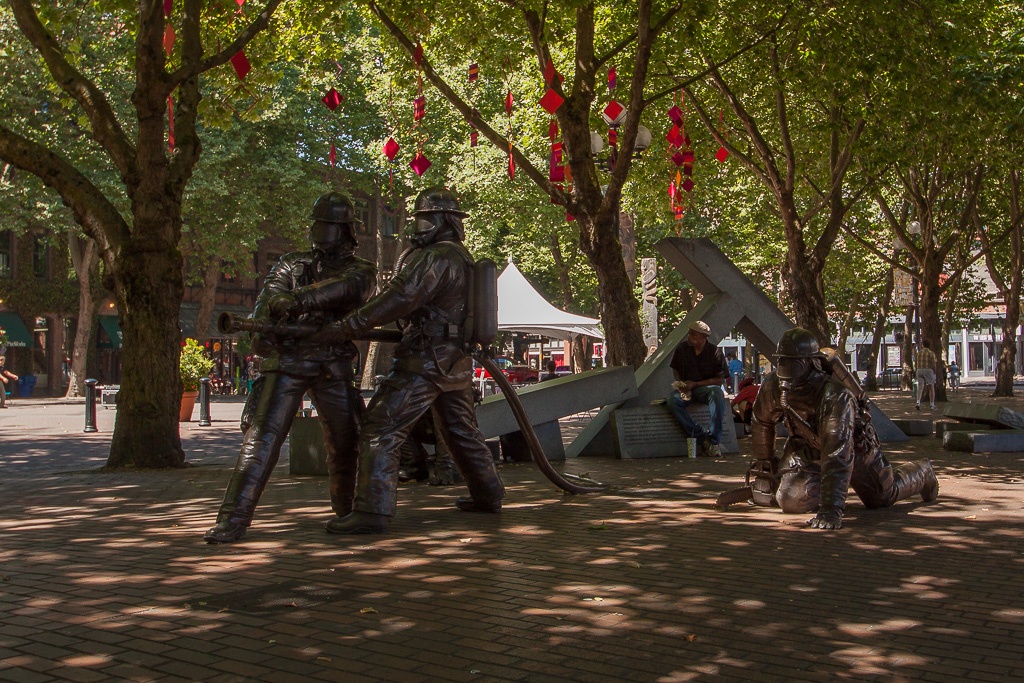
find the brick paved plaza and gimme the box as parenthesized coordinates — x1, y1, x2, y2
(1, 387, 1023, 682)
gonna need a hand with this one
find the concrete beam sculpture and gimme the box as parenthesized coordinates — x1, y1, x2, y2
(568, 238, 907, 458)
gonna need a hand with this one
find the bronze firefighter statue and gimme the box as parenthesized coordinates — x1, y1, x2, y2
(204, 192, 376, 543)
(318, 187, 505, 534)
(721, 328, 938, 530)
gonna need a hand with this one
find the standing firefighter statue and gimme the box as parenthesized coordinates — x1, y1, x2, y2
(721, 328, 938, 529)
(204, 192, 376, 543)
(317, 186, 505, 534)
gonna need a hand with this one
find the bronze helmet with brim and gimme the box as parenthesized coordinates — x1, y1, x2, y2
(407, 187, 468, 246)
(310, 192, 361, 256)
(774, 327, 826, 389)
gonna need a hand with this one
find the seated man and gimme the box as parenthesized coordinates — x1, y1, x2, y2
(747, 328, 938, 530)
(667, 320, 729, 457)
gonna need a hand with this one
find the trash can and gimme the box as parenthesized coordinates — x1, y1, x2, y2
(18, 374, 36, 398)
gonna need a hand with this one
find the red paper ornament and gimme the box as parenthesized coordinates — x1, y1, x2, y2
(539, 89, 564, 114)
(230, 51, 251, 80)
(413, 42, 423, 67)
(382, 137, 400, 160)
(163, 0, 173, 16)
(508, 146, 515, 179)
(665, 124, 684, 148)
(329, 144, 337, 167)
(468, 63, 479, 81)
(470, 131, 479, 147)
(544, 59, 555, 85)
(716, 146, 729, 162)
(683, 150, 695, 163)
(668, 181, 676, 200)
(167, 95, 175, 151)
(322, 88, 342, 111)
(413, 95, 426, 122)
(667, 105, 684, 127)
(410, 151, 431, 176)
(674, 205, 684, 220)
(548, 119, 559, 140)
(504, 90, 514, 117)
(163, 23, 175, 56)
(608, 67, 617, 91)
(672, 151, 685, 167)
(566, 212, 575, 222)
(682, 178, 695, 193)
(608, 129, 618, 147)
(602, 100, 625, 126)
(683, 164, 693, 176)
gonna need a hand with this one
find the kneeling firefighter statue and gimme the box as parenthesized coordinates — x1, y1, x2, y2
(719, 328, 938, 530)
(318, 187, 507, 534)
(204, 193, 376, 543)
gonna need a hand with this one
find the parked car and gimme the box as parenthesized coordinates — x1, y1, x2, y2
(474, 357, 513, 380)
(505, 365, 540, 383)
(554, 365, 572, 376)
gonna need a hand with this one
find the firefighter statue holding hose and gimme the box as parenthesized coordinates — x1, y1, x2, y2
(204, 192, 376, 543)
(317, 187, 505, 535)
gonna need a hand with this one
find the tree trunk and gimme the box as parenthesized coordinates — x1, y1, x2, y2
(865, 267, 896, 391)
(782, 234, 832, 344)
(105, 225, 186, 469)
(993, 169, 1021, 397)
(193, 257, 221, 343)
(577, 212, 645, 367)
(65, 236, 101, 398)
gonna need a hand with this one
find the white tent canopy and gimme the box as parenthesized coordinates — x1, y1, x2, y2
(497, 260, 604, 340)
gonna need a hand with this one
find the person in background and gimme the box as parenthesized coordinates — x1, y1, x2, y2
(727, 353, 744, 393)
(539, 360, 559, 381)
(668, 320, 729, 457)
(0, 355, 18, 408)
(915, 340, 937, 410)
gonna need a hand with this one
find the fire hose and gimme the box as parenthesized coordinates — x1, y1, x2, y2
(218, 313, 604, 494)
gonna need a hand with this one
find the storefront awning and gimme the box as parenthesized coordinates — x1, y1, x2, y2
(98, 316, 122, 349)
(0, 312, 33, 348)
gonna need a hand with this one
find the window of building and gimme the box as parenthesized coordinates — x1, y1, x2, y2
(355, 199, 371, 233)
(220, 260, 236, 283)
(380, 208, 398, 238)
(0, 231, 11, 278)
(33, 235, 49, 279)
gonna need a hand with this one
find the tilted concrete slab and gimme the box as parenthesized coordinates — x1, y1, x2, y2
(934, 420, 995, 439)
(568, 237, 907, 457)
(891, 419, 933, 437)
(475, 366, 637, 437)
(943, 403, 1024, 430)
(943, 429, 1024, 453)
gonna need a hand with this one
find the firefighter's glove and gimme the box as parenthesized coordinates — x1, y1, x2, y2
(267, 293, 301, 319)
(807, 508, 843, 530)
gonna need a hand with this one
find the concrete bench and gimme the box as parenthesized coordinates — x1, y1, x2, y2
(943, 429, 1024, 453)
(288, 365, 639, 474)
(611, 402, 739, 459)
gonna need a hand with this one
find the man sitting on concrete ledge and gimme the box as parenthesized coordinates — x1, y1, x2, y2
(667, 320, 729, 457)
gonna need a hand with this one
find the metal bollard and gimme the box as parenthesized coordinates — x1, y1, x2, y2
(198, 377, 212, 427)
(83, 379, 98, 433)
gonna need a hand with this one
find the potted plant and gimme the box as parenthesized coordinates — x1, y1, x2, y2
(179, 337, 214, 421)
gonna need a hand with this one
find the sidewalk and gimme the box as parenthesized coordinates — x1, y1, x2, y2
(1, 389, 1023, 682)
